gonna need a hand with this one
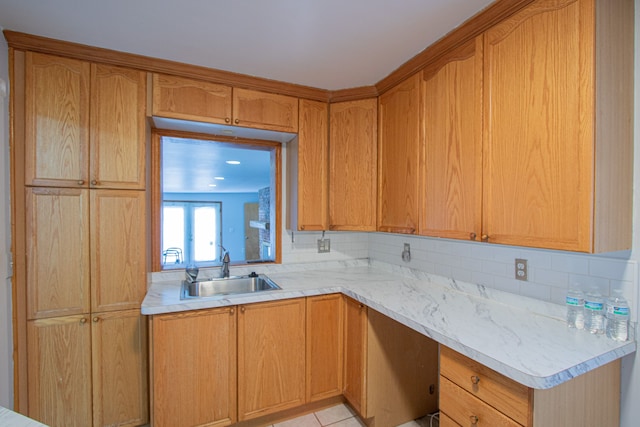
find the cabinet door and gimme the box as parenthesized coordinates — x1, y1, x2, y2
(25, 52, 90, 188)
(152, 73, 233, 124)
(420, 37, 483, 241)
(92, 309, 148, 427)
(482, 0, 592, 251)
(289, 99, 329, 231)
(329, 99, 377, 231)
(27, 315, 92, 427)
(238, 299, 306, 420)
(90, 64, 146, 189)
(377, 73, 421, 234)
(306, 294, 343, 402)
(26, 187, 90, 319)
(90, 190, 146, 312)
(233, 88, 299, 132)
(343, 296, 367, 417)
(152, 307, 237, 427)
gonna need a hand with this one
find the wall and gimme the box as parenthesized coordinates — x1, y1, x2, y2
(0, 25, 12, 408)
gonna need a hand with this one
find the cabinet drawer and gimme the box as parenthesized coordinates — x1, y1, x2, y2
(440, 347, 531, 425)
(440, 376, 521, 427)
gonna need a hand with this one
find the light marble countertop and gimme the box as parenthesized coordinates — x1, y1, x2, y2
(142, 259, 636, 390)
(0, 407, 48, 426)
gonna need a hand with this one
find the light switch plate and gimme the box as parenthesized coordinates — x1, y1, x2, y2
(317, 239, 330, 253)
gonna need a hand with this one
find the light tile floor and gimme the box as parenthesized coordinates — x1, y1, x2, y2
(267, 404, 439, 427)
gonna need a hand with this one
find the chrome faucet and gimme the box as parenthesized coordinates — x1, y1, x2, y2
(220, 245, 230, 278)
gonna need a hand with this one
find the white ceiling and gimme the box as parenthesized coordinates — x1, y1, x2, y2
(0, 0, 495, 90)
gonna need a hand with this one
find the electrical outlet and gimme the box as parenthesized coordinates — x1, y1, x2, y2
(317, 239, 330, 253)
(402, 243, 411, 262)
(515, 258, 528, 281)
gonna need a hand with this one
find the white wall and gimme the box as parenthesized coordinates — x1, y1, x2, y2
(0, 26, 13, 409)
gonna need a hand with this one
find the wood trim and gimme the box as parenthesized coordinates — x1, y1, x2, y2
(150, 129, 282, 270)
(329, 86, 379, 103)
(3, 30, 330, 102)
(9, 47, 28, 413)
(375, 0, 536, 94)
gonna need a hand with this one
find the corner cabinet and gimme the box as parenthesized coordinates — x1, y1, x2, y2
(439, 346, 621, 427)
(329, 99, 378, 231)
(377, 73, 421, 234)
(481, 0, 633, 252)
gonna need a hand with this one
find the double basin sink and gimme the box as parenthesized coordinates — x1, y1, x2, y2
(181, 273, 281, 299)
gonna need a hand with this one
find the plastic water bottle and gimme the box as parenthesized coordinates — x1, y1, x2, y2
(605, 290, 630, 341)
(566, 288, 585, 329)
(584, 288, 605, 334)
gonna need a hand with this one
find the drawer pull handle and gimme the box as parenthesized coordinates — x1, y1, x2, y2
(471, 375, 480, 385)
(470, 415, 479, 424)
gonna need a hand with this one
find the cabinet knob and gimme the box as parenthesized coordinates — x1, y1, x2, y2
(77, 180, 85, 186)
(92, 317, 99, 323)
(241, 306, 246, 313)
(225, 117, 230, 123)
(470, 232, 477, 240)
(91, 179, 98, 186)
(80, 318, 87, 324)
(481, 234, 489, 242)
(471, 375, 480, 385)
(234, 118, 240, 124)
(230, 308, 235, 315)
(470, 415, 479, 425)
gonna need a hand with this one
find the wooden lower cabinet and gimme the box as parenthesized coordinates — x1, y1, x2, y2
(151, 307, 237, 427)
(27, 310, 148, 427)
(439, 346, 621, 427)
(343, 296, 439, 427)
(237, 298, 306, 421)
(306, 294, 344, 402)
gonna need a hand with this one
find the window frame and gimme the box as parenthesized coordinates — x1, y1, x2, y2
(151, 130, 282, 272)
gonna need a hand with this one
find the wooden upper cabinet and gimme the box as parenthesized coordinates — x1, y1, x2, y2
(377, 73, 421, 234)
(237, 299, 305, 421)
(25, 52, 90, 188)
(152, 73, 233, 124)
(482, 0, 633, 252)
(90, 190, 147, 313)
(90, 63, 147, 190)
(420, 37, 483, 241)
(233, 87, 299, 132)
(26, 187, 90, 320)
(329, 99, 377, 231)
(24, 53, 147, 190)
(287, 99, 329, 231)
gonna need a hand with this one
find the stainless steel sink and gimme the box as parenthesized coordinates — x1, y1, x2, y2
(180, 274, 281, 299)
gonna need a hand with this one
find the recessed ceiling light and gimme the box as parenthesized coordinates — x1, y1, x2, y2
(208, 184, 217, 187)
(226, 160, 240, 165)
(214, 176, 225, 180)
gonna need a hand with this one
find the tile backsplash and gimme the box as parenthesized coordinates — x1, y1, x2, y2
(282, 230, 638, 323)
